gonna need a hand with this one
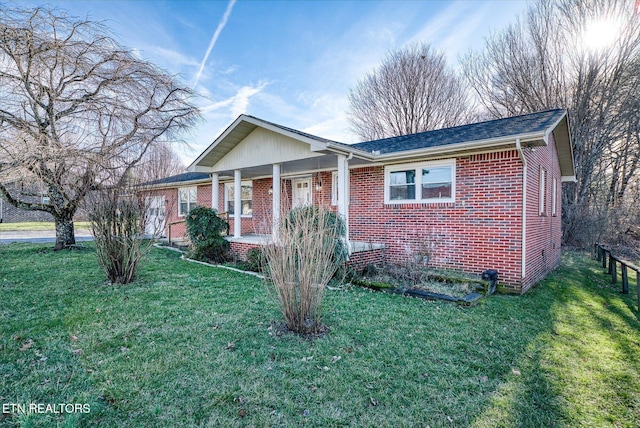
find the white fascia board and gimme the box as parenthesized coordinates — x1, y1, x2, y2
(544, 111, 568, 140)
(189, 165, 212, 173)
(325, 143, 375, 160)
(187, 115, 249, 171)
(138, 178, 212, 191)
(561, 175, 577, 182)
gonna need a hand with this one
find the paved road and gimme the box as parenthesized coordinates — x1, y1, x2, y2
(0, 229, 93, 245)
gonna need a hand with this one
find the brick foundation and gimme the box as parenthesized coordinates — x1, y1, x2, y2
(346, 249, 385, 272)
(228, 241, 263, 261)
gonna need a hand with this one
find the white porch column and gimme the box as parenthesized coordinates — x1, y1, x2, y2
(272, 163, 281, 237)
(211, 172, 219, 212)
(337, 154, 350, 250)
(233, 169, 242, 238)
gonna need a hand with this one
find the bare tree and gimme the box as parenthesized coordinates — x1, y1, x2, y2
(347, 43, 473, 141)
(462, 0, 640, 245)
(134, 142, 186, 183)
(0, 6, 199, 249)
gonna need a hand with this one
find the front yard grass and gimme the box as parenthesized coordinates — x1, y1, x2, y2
(1, 244, 639, 427)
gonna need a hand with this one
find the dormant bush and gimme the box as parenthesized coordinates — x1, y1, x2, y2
(264, 206, 347, 335)
(88, 189, 155, 284)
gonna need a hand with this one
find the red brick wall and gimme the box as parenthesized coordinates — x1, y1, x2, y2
(228, 242, 263, 261)
(145, 182, 214, 239)
(521, 136, 563, 292)
(348, 151, 525, 288)
(347, 249, 385, 271)
(144, 146, 563, 293)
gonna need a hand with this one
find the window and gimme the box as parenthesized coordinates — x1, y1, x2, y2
(331, 171, 338, 206)
(331, 171, 350, 207)
(539, 168, 547, 216)
(384, 160, 455, 204)
(552, 177, 558, 216)
(178, 187, 197, 217)
(41, 193, 50, 205)
(225, 181, 252, 216)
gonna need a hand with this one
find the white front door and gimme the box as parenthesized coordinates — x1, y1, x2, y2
(292, 178, 312, 208)
(145, 196, 166, 236)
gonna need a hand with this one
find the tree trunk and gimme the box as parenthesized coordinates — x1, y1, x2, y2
(54, 212, 76, 250)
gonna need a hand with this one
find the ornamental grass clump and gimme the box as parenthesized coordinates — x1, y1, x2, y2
(89, 189, 154, 284)
(264, 206, 347, 335)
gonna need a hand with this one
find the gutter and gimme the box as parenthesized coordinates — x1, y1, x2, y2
(138, 178, 212, 191)
(515, 138, 527, 279)
(327, 131, 546, 163)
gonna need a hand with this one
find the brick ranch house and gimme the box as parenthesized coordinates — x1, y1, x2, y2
(143, 109, 575, 294)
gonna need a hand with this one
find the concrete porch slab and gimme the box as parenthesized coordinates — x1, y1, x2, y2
(225, 234, 384, 254)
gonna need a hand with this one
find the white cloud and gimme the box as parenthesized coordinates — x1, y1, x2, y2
(302, 116, 353, 143)
(146, 46, 200, 68)
(407, 1, 470, 47)
(230, 84, 266, 117)
(200, 81, 270, 118)
(192, 0, 237, 88)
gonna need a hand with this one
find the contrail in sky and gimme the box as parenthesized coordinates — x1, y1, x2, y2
(192, 0, 236, 88)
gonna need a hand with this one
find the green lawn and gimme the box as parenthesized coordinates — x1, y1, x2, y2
(1, 245, 639, 427)
(0, 222, 90, 232)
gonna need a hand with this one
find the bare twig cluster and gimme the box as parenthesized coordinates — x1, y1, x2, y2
(462, 0, 640, 246)
(348, 43, 473, 141)
(87, 187, 159, 284)
(263, 207, 345, 335)
(0, 6, 198, 249)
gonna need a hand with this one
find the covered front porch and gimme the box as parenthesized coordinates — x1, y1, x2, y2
(188, 115, 376, 250)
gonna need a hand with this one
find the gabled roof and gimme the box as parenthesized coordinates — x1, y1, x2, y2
(187, 108, 574, 180)
(188, 115, 347, 171)
(243, 115, 339, 146)
(351, 109, 567, 155)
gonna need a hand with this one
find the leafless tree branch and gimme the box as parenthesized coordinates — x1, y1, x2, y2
(0, 6, 200, 249)
(347, 43, 474, 141)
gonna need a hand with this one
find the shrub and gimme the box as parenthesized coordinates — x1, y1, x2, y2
(264, 206, 347, 335)
(185, 206, 229, 263)
(285, 206, 348, 267)
(89, 189, 153, 284)
(246, 247, 267, 272)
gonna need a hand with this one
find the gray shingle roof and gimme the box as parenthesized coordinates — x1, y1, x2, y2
(141, 172, 209, 186)
(350, 109, 567, 155)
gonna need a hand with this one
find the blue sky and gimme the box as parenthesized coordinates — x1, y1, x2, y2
(33, 0, 528, 163)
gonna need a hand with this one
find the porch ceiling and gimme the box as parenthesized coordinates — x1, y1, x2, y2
(215, 153, 373, 180)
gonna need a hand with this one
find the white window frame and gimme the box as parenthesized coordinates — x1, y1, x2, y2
(384, 159, 456, 204)
(178, 186, 197, 217)
(331, 171, 338, 206)
(552, 177, 558, 217)
(539, 168, 547, 216)
(224, 181, 253, 217)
